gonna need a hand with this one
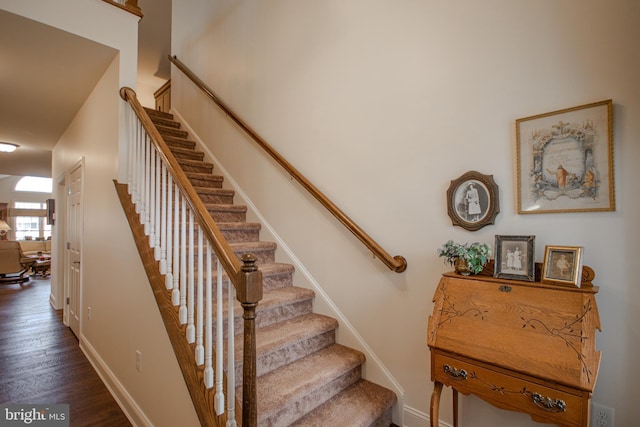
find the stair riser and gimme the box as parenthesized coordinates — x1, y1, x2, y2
(207, 210, 246, 223)
(179, 162, 213, 174)
(215, 299, 314, 338)
(165, 138, 197, 151)
(157, 127, 189, 139)
(171, 150, 205, 162)
(220, 228, 259, 243)
(188, 177, 223, 189)
(144, 107, 173, 121)
(235, 330, 336, 387)
(260, 367, 362, 427)
(151, 117, 181, 129)
(197, 193, 234, 205)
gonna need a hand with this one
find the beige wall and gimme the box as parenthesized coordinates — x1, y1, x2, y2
(171, 1, 640, 426)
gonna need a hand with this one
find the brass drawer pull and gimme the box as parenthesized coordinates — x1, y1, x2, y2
(443, 364, 468, 380)
(531, 392, 567, 412)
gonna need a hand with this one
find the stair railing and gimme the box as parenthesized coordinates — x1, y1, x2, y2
(120, 87, 261, 427)
(168, 55, 408, 273)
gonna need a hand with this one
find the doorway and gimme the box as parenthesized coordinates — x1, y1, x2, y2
(65, 160, 83, 338)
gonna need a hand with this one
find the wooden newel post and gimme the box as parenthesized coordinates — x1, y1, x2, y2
(237, 254, 263, 427)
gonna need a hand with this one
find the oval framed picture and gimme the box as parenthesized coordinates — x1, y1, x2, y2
(446, 171, 500, 231)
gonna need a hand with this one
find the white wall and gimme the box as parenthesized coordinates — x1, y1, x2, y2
(171, 1, 640, 426)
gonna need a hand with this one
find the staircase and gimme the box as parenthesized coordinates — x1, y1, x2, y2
(143, 107, 397, 427)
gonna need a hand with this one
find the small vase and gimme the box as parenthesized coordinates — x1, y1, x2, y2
(454, 258, 472, 276)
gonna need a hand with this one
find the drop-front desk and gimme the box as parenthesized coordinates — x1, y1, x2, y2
(427, 266, 601, 427)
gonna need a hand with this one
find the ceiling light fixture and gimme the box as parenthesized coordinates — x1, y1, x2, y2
(0, 142, 18, 153)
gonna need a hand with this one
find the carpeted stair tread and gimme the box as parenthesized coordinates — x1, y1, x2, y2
(170, 146, 205, 161)
(290, 379, 397, 427)
(164, 135, 197, 150)
(195, 187, 235, 197)
(252, 313, 338, 357)
(186, 172, 224, 188)
(254, 344, 366, 424)
(177, 158, 214, 169)
(149, 116, 181, 129)
(155, 123, 189, 139)
(233, 313, 338, 380)
(144, 107, 173, 120)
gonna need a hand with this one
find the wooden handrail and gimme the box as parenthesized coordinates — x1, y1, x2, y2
(168, 55, 408, 273)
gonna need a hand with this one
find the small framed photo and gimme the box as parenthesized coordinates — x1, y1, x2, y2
(446, 171, 500, 232)
(541, 245, 584, 287)
(516, 99, 614, 214)
(494, 235, 535, 281)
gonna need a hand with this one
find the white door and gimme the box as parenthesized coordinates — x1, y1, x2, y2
(66, 163, 83, 337)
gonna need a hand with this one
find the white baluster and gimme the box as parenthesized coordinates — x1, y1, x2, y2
(226, 280, 236, 427)
(148, 146, 156, 244)
(143, 135, 151, 234)
(127, 106, 134, 195)
(187, 209, 195, 343)
(204, 242, 213, 388)
(172, 185, 181, 305)
(179, 197, 187, 324)
(154, 151, 161, 260)
(195, 227, 204, 365)
(159, 162, 167, 274)
(165, 174, 173, 290)
(214, 258, 225, 415)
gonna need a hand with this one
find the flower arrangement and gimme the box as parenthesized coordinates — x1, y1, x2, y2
(437, 240, 491, 275)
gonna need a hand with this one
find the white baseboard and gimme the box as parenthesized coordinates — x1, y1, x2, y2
(80, 338, 152, 427)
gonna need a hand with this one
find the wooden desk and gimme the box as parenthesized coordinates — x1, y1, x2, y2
(427, 268, 601, 427)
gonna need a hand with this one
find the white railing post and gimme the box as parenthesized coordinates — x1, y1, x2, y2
(195, 227, 204, 365)
(172, 186, 181, 305)
(179, 197, 187, 324)
(160, 162, 168, 275)
(187, 209, 195, 343)
(154, 151, 162, 260)
(215, 258, 225, 415)
(226, 280, 236, 427)
(165, 173, 173, 289)
(204, 241, 213, 388)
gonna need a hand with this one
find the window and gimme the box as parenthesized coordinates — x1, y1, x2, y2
(15, 177, 53, 193)
(13, 202, 50, 240)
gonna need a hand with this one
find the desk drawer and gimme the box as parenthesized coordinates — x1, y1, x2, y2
(433, 353, 586, 427)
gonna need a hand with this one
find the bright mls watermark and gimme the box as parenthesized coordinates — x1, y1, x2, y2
(0, 405, 69, 426)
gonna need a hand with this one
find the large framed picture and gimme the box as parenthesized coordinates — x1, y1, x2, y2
(541, 245, 584, 287)
(516, 100, 614, 214)
(494, 235, 535, 281)
(446, 171, 500, 232)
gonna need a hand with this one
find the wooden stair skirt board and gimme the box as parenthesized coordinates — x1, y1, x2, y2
(135, 107, 398, 426)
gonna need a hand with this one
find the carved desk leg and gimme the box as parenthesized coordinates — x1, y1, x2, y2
(430, 381, 443, 427)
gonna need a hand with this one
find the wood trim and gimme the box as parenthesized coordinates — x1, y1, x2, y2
(168, 55, 408, 274)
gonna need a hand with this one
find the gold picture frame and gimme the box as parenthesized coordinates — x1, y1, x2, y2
(541, 245, 583, 287)
(516, 100, 614, 214)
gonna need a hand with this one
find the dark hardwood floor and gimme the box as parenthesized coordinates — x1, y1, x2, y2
(0, 277, 132, 426)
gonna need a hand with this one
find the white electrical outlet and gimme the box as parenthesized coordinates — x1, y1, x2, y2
(591, 402, 614, 427)
(87, 306, 92, 320)
(136, 350, 142, 372)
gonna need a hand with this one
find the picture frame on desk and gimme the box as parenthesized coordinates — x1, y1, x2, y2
(541, 245, 583, 287)
(494, 235, 535, 281)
